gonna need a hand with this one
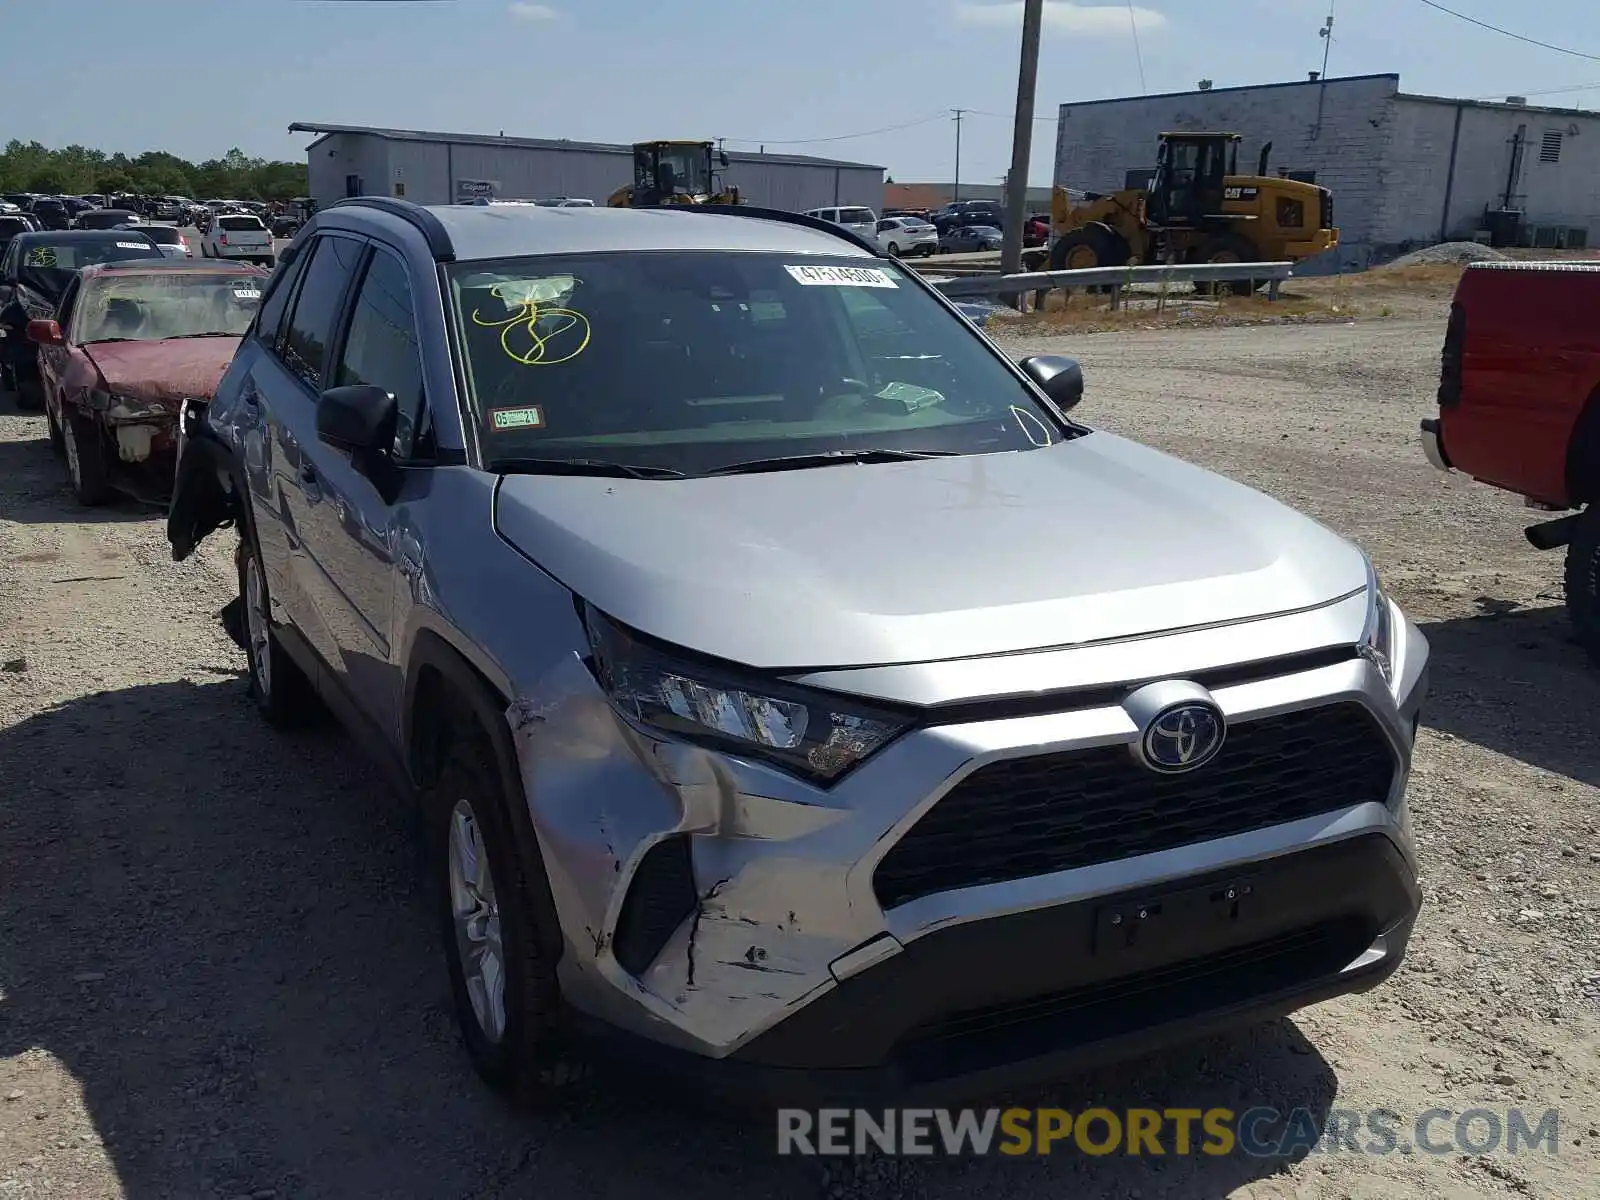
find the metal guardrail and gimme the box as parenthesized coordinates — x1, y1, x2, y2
(931, 260, 1295, 310)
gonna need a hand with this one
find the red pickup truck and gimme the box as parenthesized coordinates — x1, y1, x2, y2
(1420, 260, 1600, 657)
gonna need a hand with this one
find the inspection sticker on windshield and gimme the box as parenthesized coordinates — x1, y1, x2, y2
(490, 405, 544, 431)
(115, 241, 150, 250)
(784, 264, 897, 288)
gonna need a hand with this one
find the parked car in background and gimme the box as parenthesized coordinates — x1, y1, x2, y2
(128, 223, 192, 259)
(149, 196, 184, 221)
(75, 208, 142, 231)
(875, 216, 938, 257)
(1025, 214, 1051, 247)
(0, 230, 165, 407)
(803, 205, 879, 243)
(29, 259, 267, 504)
(1421, 260, 1600, 658)
(269, 215, 301, 239)
(167, 198, 1427, 1107)
(31, 198, 71, 231)
(938, 224, 1004, 253)
(0, 213, 38, 253)
(201, 214, 275, 266)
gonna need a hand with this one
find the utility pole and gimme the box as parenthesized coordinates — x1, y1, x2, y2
(951, 109, 966, 201)
(999, 0, 1044, 290)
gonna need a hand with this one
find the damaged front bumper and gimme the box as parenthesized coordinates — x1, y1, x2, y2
(88, 389, 180, 465)
(505, 597, 1428, 1101)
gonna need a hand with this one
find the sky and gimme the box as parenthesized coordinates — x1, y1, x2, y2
(7, 0, 1600, 186)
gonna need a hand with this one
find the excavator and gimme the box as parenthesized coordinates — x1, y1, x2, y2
(606, 140, 742, 207)
(1036, 132, 1337, 292)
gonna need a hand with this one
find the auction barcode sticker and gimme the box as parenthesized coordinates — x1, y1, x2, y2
(784, 264, 897, 288)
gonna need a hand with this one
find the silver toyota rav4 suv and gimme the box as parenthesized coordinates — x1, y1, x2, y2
(168, 197, 1428, 1104)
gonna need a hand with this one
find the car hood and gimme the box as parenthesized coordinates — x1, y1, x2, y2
(493, 433, 1369, 670)
(82, 338, 241, 411)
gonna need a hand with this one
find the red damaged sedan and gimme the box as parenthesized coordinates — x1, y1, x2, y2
(28, 259, 267, 504)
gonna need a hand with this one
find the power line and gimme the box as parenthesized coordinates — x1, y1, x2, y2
(720, 113, 947, 146)
(1415, 0, 1600, 62)
(1127, 0, 1147, 94)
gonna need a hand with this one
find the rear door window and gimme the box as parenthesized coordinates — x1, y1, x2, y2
(279, 235, 364, 391)
(255, 244, 309, 349)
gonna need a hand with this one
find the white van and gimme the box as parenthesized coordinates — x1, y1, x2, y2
(804, 205, 879, 242)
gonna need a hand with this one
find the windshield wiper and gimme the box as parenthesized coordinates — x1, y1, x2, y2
(80, 337, 137, 344)
(490, 456, 687, 480)
(165, 331, 238, 339)
(705, 448, 958, 476)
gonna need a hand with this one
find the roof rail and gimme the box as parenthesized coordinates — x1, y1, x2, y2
(670, 203, 887, 258)
(325, 196, 455, 261)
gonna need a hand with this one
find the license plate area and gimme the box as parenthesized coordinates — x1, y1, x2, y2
(1094, 876, 1257, 957)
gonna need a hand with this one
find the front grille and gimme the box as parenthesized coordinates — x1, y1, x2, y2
(873, 703, 1395, 910)
(895, 917, 1373, 1080)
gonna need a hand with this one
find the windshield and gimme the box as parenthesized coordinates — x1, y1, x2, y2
(218, 216, 264, 231)
(655, 145, 711, 197)
(447, 251, 1068, 475)
(140, 225, 183, 245)
(75, 271, 263, 343)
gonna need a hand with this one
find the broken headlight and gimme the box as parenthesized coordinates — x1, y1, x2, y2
(1358, 562, 1396, 688)
(584, 608, 908, 784)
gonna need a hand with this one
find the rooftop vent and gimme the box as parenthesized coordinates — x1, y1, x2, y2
(1506, 96, 1527, 105)
(1198, 79, 1213, 91)
(1308, 71, 1321, 82)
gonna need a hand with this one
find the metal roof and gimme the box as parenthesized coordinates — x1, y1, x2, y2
(1059, 74, 1401, 109)
(1396, 91, 1600, 120)
(315, 201, 876, 264)
(288, 123, 884, 172)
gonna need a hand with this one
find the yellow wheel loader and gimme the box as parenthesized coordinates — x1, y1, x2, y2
(606, 141, 742, 208)
(1039, 132, 1337, 293)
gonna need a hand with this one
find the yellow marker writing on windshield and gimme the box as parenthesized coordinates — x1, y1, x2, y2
(470, 282, 591, 366)
(26, 247, 57, 267)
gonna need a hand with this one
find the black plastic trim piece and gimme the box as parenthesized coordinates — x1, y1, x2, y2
(612, 834, 699, 976)
(667, 203, 888, 259)
(326, 196, 456, 262)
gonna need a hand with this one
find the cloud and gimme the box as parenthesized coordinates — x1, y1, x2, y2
(507, 2, 560, 19)
(955, 2, 1166, 34)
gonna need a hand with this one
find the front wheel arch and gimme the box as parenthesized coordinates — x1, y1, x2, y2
(1563, 383, 1600, 506)
(402, 631, 566, 968)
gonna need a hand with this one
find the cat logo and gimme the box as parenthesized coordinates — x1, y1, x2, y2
(1223, 186, 1259, 201)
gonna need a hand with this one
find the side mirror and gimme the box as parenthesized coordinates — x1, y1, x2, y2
(316, 384, 397, 453)
(26, 319, 63, 346)
(1018, 354, 1084, 411)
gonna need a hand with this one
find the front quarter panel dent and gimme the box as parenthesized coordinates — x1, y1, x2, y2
(506, 658, 865, 1057)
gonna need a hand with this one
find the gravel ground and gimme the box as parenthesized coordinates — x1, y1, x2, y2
(3, 316, 1599, 1199)
(1385, 243, 1508, 268)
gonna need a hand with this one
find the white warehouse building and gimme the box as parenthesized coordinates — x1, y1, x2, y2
(1054, 74, 1600, 271)
(291, 123, 885, 215)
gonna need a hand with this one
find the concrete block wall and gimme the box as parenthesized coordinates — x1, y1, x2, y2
(1055, 75, 1403, 271)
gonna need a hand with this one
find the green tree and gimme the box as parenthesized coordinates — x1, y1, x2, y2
(26, 166, 67, 194)
(95, 171, 134, 195)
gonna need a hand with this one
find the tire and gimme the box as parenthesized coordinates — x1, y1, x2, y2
(886, 242, 901, 257)
(1050, 226, 1118, 272)
(45, 398, 64, 458)
(0, 360, 14, 394)
(1192, 235, 1260, 296)
(1563, 505, 1600, 662)
(15, 377, 44, 411)
(235, 534, 317, 726)
(1049, 226, 1128, 293)
(429, 726, 567, 1101)
(61, 410, 110, 505)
